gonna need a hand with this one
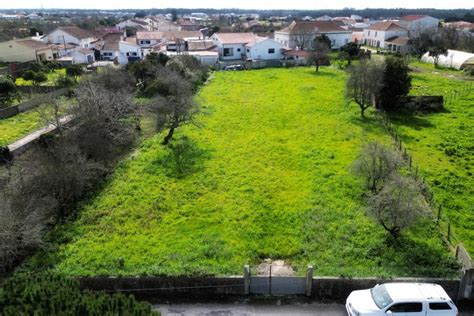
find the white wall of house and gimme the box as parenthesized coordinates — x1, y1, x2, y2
(118, 41, 142, 64)
(246, 39, 283, 60)
(274, 31, 351, 50)
(274, 32, 291, 48)
(399, 16, 439, 36)
(137, 38, 160, 48)
(363, 29, 408, 48)
(0, 41, 54, 62)
(71, 50, 95, 64)
(218, 44, 246, 60)
(46, 29, 94, 48)
(101, 50, 118, 61)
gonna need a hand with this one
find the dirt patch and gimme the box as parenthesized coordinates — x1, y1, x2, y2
(255, 259, 296, 277)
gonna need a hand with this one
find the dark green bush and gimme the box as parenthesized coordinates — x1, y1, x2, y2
(0, 76, 17, 106)
(0, 272, 159, 316)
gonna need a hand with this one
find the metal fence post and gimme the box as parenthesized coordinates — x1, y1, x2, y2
(306, 265, 314, 297)
(243, 265, 250, 295)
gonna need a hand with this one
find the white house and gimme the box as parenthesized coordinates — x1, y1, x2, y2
(398, 15, 439, 37)
(45, 26, 97, 48)
(274, 21, 352, 50)
(136, 31, 163, 48)
(362, 21, 408, 49)
(245, 37, 284, 60)
(71, 48, 95, 64)
(212, 33, 283, 61)
(0, 38, 54, 63)
(145, 16, 182, 31)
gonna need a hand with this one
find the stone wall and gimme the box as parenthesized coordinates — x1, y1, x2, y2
(398, 95, 445, 114)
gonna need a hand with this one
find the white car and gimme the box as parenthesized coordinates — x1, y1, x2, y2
(346, 283, 458, 316)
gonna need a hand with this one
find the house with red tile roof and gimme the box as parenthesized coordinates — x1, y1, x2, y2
(274, 21, 352, 50)
(398, 15, 439, 36)
(362, 21, 408, 50)
(0, 38, 54, 63)
(45, 26, 97, 49)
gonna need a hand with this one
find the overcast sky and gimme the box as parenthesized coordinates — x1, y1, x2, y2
(1, 0, 473, 10)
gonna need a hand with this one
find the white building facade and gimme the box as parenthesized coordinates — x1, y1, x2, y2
(362, 21, 408, 49)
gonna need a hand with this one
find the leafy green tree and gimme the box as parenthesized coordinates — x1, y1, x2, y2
(66, 64, 84, 81)
(171, 9, 178, 22)
(32, 71, 47, 86)
(134, 11, 147, 18)
(22, 70, 35, 82)
(378, 56, 411, 111)
(340, 42, 360, 65)
(428, 35, 448, 67)
(0, 76, 17, 107)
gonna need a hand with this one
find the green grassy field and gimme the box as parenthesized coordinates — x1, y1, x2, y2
(390, 61, 474, 253)
(0, 109, 44, 147)
(37, 67, 457, 278)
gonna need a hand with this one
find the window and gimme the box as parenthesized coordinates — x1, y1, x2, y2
(429, 302, 452, 310)
(246, 48, 250, 53)
(368, 30, 371, 36)
(375, 31, 378, 37)
(237, 48, 241, 52)
(223, 47, 234, 57)
(146, 40, 151, 44)
(331, 39, 336, 47)
(389, 303, 423, 313)
(268, 48, 275, 54)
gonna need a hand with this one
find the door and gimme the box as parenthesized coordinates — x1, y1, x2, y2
(387, 302, 424, 316)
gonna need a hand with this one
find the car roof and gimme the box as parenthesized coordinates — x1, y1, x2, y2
(384, 283, 451, 302)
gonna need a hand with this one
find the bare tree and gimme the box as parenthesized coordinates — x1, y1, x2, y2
(346, 59, 384, 118)
(353, 142, 404, 193)
(307, 34, 331, 72)
(368, 173, 430, 239)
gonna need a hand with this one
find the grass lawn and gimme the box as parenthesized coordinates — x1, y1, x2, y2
(36, 67, 457, 278)
(390, 61, 474, 253)
(0, 97, 72, 147)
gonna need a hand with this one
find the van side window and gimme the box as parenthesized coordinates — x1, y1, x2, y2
(429, 302, 452, 310)
(389, 303, 423, 313)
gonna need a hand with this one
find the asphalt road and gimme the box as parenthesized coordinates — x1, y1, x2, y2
(155, 301, 474, 316)
(156, 302, 346, 316)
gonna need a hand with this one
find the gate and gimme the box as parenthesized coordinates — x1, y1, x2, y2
(246, 264, 312, 295)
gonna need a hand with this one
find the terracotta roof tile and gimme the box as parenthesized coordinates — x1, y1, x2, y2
(213, 32, 257, 44)
(279, 21, 349, 33)
(58, 26, 95, 40)
(368, 21, 406, 31)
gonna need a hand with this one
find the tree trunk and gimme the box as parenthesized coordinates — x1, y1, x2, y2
(360, 106, 366, 118)
(316, 62, 319, 72)
(162, 126, 176, 145)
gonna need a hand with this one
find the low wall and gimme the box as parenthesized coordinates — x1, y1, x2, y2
(0, 106, 19, 119)
(398, 95, 445, 114)
(0, 88, 68, 120)
(79, 276, 245, 300)
(78, 276, 461, 303)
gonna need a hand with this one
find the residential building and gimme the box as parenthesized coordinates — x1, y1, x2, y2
(211, 33, 283, 61)
(0, 38, 54, 63)
(146, 16, 182, 31)
(274, 21, 352, 50)
(362, 21, 408, 49)
(45, 26, 97, 48)
(398, 15, 439, 36)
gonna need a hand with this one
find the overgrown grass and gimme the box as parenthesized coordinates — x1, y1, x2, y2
(34, 67, 457, 278)
(0, 98, 71, 147)
(390, 60, 474, 253)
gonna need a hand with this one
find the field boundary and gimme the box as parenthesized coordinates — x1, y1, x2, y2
(78, 274, 464, 302)
(0, 88, 68, 120)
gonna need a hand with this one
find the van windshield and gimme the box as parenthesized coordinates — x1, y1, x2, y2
(371, 284, 393, 310)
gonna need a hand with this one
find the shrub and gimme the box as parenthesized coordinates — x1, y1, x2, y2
(66, 64, 84, 79)
(0, 76, 17, 106)
(0, 272, 159, 315)
(32, 71, 47, 86)
(55, 75, 75, 88)
(22, 70, 36, 81)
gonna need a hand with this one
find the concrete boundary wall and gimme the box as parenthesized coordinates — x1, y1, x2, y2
(0, 88, 68, 120)
(78, 276, 462, 302)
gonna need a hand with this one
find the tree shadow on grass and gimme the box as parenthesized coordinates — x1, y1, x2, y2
(349, 115, 387, 135)
(308, 69, 338, 77)
(388, 113, 435, 130)
(153, 136, 209, 179)
(368, 233, 460, 278)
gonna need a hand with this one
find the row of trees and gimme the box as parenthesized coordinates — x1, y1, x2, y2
(0, 68, 138, 274)
(410, 27, 474, 58)
(354, 142, 431, 239)
(346, 56, 411, 117)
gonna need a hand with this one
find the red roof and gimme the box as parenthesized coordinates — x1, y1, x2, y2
(400, 15, 427, 21)
(368, 21, 406, 31)
(279, 21, 349, 34)
(213, 33, 257, 44)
